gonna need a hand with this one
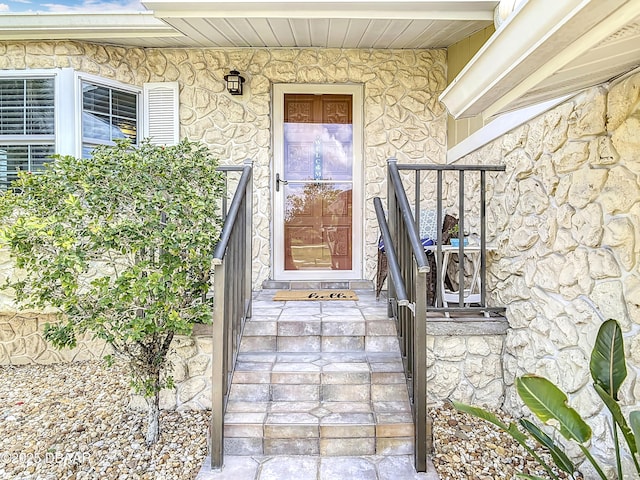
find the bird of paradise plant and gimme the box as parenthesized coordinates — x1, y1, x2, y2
(453, 319, 640, 479)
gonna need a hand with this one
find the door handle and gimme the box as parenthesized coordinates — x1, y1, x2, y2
(276, 173, 288, 192)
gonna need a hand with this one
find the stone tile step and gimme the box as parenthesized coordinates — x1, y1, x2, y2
(227, 382, 412, 403)
(226, 400, 411, 417)
(242, 318, 399, 336)
(233, 352, 407, 371)
(223, 435, 414, 456)
(230, 370, 408, 386)
(224, 410, 414, 440)
(240, 334, 386, 353)
(223, 413, 414, 429)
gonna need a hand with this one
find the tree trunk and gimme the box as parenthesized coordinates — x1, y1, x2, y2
(145, 372, 161, 445)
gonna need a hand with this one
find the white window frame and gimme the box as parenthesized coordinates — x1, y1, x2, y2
(0, 70, 174, 170)
(74, 71, 142, 158)
(0, 69, 66, 187)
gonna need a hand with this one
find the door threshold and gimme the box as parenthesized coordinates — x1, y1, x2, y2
(262, 279, 373, 290)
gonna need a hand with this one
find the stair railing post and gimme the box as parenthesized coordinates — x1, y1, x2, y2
(413, 265, 428, 472)
(243, 160, 253, 320)
(210, 260, 226, 469)
(387, 158, 398, 318)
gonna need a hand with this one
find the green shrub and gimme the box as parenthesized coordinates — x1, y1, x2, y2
(0, 139, 225, 445)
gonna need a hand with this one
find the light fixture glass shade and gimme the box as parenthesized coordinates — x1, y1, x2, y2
(224, 70, 245, 95)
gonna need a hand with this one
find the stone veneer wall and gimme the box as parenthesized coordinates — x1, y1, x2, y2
(460, 72, 640, 475)
(0, 313, 213, 411)
(427, 331, 506, 409)
(0, 41, 448, 293)
(0, 312, 109, 364)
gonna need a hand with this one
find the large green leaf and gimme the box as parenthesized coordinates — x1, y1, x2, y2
(516, 375, 592, 443)
(593, 383, 637, 455)
(520, 418, 575, 474)
(590, 319, 627, 400)
(630, 411, 640, 456)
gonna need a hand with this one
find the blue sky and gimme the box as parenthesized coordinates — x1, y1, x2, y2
(0, 0, 145, 13)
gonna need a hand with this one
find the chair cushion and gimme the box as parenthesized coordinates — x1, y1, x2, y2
(378, 236, 434, 253)
(419, 209, 440, 241)
(377, 209, 441, 252)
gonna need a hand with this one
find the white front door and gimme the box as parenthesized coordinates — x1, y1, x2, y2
(273, 84, 363, 281)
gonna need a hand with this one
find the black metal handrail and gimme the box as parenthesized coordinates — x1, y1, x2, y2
(374, 197, 408, 305)
(395, 161, 506, 315)
(210, 160, 253, 469)
(383, 158, 429, 472)
(387, 162, 430, 273)
(379, 159, 506, 472)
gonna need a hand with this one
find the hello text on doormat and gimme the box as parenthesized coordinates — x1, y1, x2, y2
(273, 290, 359, 301)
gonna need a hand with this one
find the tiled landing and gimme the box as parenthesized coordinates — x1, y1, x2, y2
(197, 289, 437, 480)
(197, 454, 438, 480)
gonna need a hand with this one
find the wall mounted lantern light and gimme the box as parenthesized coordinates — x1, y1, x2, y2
(224, 70, 245, 95)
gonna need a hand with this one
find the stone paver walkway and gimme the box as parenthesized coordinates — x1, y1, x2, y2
(196, 454, 438, 479)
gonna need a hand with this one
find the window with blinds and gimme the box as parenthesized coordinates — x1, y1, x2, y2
(81, 81, 138, 157)
(0, 78, 55, 189)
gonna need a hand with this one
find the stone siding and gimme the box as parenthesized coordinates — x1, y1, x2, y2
(460, 71, 640, 474)
(0, 312, 109, 365)
(0, 41, 447, 295)
(427, 330, 506, 409)
(0, 313, 212, 411)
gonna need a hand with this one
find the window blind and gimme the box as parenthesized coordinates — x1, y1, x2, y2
(82, 81, 138, 150)
(0, 77, 55, 190)
(0, 78, 55, 135)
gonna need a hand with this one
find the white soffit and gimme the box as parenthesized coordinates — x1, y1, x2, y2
(439, 0, 640, 119)
(142, 0, 498, 48)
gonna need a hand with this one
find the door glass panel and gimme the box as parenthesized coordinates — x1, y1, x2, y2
(283, 94, 353, 271)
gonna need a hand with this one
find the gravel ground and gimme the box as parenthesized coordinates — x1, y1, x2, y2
(430, 402, 573, 480)
(0, 361, 208, 480)
(1, 361, 570, 480)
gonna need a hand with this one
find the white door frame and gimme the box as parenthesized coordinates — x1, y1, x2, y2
(272, 83, 364, 281)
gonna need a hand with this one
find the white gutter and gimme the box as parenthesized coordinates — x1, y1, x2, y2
(0, 12, 180, 40)
(439, 0, 640, 119)
(143, 0, 497, 20)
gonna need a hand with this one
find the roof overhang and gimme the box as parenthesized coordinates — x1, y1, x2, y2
(147, 0, 498, 48)
(0, 12, 185, 47)
(0, 1, 499, 49)
(439, 0, 640, 119)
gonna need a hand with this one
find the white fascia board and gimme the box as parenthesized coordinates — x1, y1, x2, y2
(0, 12, 180, 40)
(143, 0, 498, 20)
(447, 94, 573, 163)
(439, 0, 639, 119)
